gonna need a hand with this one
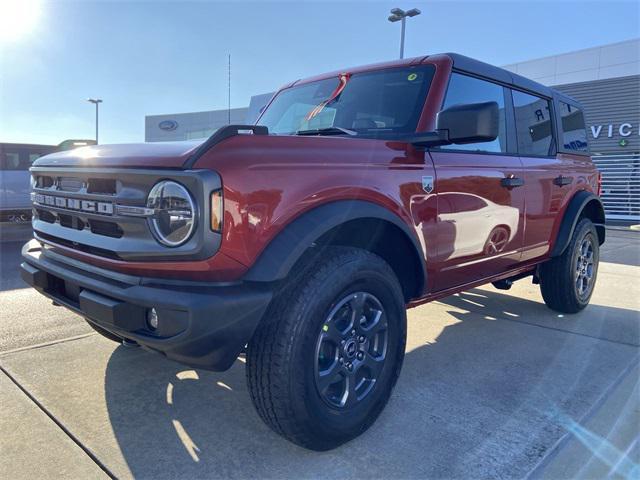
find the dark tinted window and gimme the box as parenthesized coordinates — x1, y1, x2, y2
(439, 73, 507, 153)
(559, 101, 588, 153)
(258, 66, 434, 135)
(512, 90, 555, 156)
(0, 146, 55, 170)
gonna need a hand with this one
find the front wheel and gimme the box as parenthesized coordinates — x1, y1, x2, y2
(246, 247, 407, 451)
(539, 218, 600, 313)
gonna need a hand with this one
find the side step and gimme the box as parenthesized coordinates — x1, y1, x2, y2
(492, 269, 538, 291)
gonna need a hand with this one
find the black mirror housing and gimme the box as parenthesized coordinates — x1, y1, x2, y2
(436, 101, 499, 144)
(409, 130, 451, 148)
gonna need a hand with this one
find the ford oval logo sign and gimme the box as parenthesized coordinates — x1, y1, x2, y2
(158, 120, 178, 131)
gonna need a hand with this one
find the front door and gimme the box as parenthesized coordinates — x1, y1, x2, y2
(430, 152, 525, 291)
(427, 73, 525, 292)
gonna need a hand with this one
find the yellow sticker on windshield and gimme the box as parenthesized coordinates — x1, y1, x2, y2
(407, 73, 418, 81)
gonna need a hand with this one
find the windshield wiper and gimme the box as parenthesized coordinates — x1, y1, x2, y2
(295, 127, 357, 136)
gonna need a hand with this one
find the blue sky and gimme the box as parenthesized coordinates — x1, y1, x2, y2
(1, 0, 638, 145)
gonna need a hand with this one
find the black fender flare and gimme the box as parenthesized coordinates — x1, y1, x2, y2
(243, 200, 427, 294)
(550, 190, 605, 257)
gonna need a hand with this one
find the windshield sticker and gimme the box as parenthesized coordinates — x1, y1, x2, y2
(407, 73, 418, 81)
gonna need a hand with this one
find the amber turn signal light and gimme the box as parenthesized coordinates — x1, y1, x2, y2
(210, 189, 223, 232)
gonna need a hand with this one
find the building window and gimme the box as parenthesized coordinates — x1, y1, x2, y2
(559, 101, 589, 153)
(512, 90, 555, 157)
(438, 73, 507, 153)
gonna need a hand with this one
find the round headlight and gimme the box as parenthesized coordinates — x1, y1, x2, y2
(147, 181, 196, 247)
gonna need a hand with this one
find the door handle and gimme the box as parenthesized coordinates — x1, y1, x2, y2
(554, 175, 573, 187)
(501, 176, 525, 189)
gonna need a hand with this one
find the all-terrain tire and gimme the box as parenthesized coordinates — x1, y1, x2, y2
(539, 218, 600, 313)
(246, 247, 407, 451)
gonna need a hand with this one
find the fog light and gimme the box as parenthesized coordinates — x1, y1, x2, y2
(147, 308, 159, 331)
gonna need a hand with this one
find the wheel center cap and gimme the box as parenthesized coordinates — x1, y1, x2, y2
(344, 339, 358, 358)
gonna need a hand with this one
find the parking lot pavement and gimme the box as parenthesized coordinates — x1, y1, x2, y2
(0, 228, 638, 478)
(0, 372, 106, 479)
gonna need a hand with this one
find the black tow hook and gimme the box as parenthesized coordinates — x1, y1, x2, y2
(121, 338, 139, 348)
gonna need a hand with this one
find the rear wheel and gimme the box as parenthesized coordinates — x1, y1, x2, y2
(539, 218, 600, 313)
(246, 247, 407, 451)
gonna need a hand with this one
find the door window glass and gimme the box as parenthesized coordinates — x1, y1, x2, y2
(513, 90, 555, 156)
(439, 73, 507, 153)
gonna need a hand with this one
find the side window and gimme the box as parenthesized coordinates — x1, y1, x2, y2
(512, 90, 555, 157)
(558, 101, 588, 153)
(3, 151, 21, 170)
(439, 73, 507, 153)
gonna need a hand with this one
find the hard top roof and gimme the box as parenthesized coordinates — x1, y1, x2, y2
(444, 53, 580, 105)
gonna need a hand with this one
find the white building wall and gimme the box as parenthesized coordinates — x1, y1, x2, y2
(503, 38, 640, 86)
(145, 107, 248, 142)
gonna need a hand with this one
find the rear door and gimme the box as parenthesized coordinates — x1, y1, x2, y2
(429, 73, 525, 291)
(513, 90, 575, 261)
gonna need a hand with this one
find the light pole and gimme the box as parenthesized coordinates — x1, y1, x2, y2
(87, 98, 103, 144)
(388, 8, 421, 59)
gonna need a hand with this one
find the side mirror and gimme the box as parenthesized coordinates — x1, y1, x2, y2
(436, 101, 499, 145)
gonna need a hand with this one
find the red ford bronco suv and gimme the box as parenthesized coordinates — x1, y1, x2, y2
(21, 53, 605, 451)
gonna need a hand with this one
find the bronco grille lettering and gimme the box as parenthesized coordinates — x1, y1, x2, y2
(31, 193, 114, 216)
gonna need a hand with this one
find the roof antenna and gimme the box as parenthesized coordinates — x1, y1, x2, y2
(227, 54, 231, 125)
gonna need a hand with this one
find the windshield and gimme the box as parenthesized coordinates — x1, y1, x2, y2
(258, 65, 435, 136)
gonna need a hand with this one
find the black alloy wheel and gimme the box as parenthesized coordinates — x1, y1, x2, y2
(314, 292, 388, 409)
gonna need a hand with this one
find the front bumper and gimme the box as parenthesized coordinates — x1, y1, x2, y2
(21, 239, 273, 371)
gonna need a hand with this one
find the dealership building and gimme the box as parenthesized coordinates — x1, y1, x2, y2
(504, 39, 639, 221)
(145, 39, 640, 221)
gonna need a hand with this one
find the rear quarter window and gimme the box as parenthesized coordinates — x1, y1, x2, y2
(559, 101, 589, 153)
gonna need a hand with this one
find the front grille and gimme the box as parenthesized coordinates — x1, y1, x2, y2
(59, 213, 85, 231)
(87, 178, 116, 195)
(58, 177, 84, 192)
(30, 167, 221, 262)
(32, 172, 137, 243)
(35, 176, 54, 188)
(88, 219, 123, 238)
(36, 208, 56, 223)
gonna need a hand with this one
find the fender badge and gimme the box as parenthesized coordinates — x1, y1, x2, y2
(422, 175, 434, 193)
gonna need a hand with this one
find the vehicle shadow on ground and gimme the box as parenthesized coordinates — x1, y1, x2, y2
(103, 289, 639, 479)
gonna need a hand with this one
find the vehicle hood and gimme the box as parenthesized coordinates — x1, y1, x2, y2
(32, 140, 206, 169)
